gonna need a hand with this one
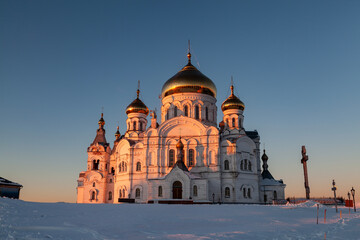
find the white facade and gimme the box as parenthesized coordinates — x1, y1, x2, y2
(77, 54, 286, 204)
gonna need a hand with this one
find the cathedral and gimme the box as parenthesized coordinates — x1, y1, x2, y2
(76, 50, 286, 204)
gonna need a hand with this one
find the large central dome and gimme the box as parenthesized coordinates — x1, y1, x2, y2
(161, 53, 217, 98)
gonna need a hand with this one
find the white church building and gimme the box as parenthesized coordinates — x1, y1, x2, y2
(76, 51, 286, 204)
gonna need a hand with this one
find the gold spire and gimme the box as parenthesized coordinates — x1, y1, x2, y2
(187, 40, 191, 63)
(230, 76, 234, 96)
(137, 80, 140, 98)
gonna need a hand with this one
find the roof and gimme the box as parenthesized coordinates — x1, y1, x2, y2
(245, 130, 259, 139)
(92, 128, 109, 147)
(173, 160, 189, 172)
(0, 177, 22, 187)
(261, 178, 285, 186)
(261, 170, 275, 180)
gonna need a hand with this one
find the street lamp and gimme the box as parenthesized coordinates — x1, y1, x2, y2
(332, 180, 338, 213)
(351, 187, 356, 212)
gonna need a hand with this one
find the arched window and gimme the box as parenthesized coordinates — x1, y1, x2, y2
(139, 122, 143, 131)
(195, 105, 199, 119)
(248, 188, 251, 198)
(136, 162, 141, 171)
(188, 149, 194, 166)
(243, 188, 246, 198)
(128, 123, 130, 130)
(135, 188, 140, 199)
(91, 191, 96, 200)
(120, 162, 124, 172)
(193, 185, 198, 197)
(239, 118, 241, 128)
(108, 191, 112, 200)
(248, 161, 252, 171)
(240, 160, 244, 170)
(119, 189, 122, 198)
(232, 118, 235, 127)
(225, 187, 230, 198)
(124, 162, 127, 172)
(111, 167, 115, 174)
(122, 189, 125, 198)
(93, 182, 95, 187)
(166, 109, 170, 120)
(244, 159, 248, 170)
(93, 160, 99, 170)
(226, 119, 229, 126)
(158, 186, 163, 197)
(224, 160, 229, 170)
(169, 149, 175, 166)
(273, 191, 277, 200)
(105, 163, 108, 170)
(133, 121, 136, 131)
(184, 105, 189, 117)
(174, 106, 178, 117)
(205, 107, 208, 120)
(109, 179, 112, 183)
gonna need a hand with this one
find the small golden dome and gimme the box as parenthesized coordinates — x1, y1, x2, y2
(125, 89, 149, 116)
(261, 150, 268, 161)
(161, 54, 217, 98)
(221, 85, 245, 112)
(98, 113, 105, 127)
(176, 138, 184, 149)
(115, 126, 120, 139)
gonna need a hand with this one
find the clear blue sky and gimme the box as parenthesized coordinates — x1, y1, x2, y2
(1, 0, 359, 202)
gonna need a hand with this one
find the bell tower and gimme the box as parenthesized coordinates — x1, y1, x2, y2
(77, 113, 111, 203)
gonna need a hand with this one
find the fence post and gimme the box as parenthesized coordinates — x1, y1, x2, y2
(317, 204, 319, 224)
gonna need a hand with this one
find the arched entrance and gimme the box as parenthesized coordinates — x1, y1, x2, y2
(172, 181, 182, 199)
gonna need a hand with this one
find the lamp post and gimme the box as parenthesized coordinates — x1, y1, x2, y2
(348, 192, 351, 214)
(351, 187, 356, 212)
(332, 180, 338, 213)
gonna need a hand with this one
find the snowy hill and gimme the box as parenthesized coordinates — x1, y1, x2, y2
(1, 198, 359, 239)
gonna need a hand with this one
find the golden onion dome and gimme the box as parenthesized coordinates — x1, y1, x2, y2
(221, 85, 245, 112)
(176, 138, 184, 149)
(261, 150, 269, 161)
(161, 52, 217, 98)
(98, 113, 105, 127)
(114, 126, 121, 139)
(125, 89, 149, 116)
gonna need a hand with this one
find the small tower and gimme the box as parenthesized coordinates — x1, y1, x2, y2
(261, 150, 274, 180)
(114, 126, 121, 140)
(221, 82, 245, 131)
(173, 137, 188, 172)
(125, 85, 149, 136)
(77, 113, 112, 203)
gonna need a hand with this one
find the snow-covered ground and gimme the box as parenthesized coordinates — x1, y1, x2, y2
(1, 198, 359, 240)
